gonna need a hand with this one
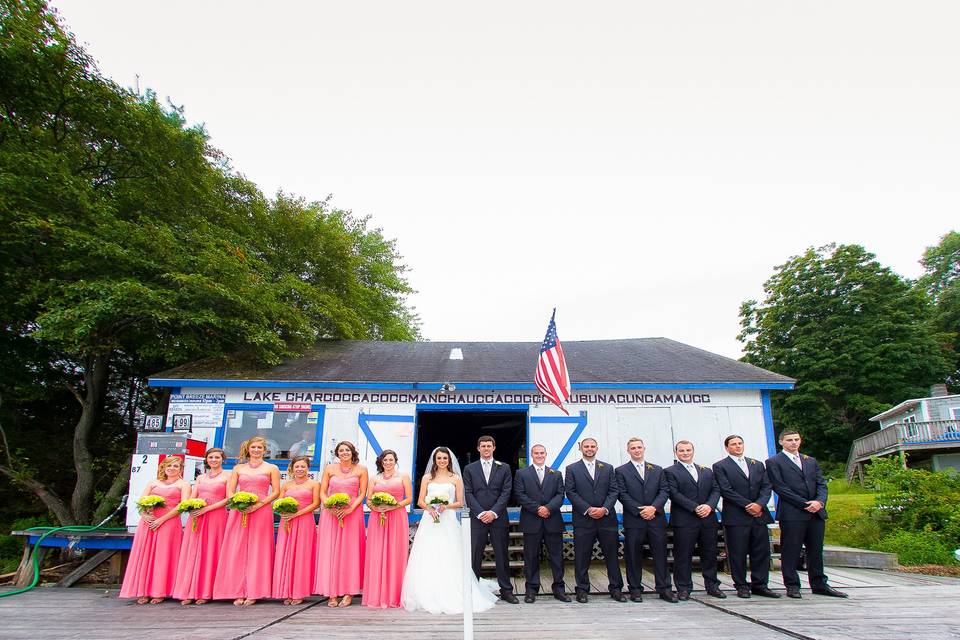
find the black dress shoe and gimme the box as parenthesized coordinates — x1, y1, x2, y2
(524, 592, 536, 603)
(500, 592, 520, 604)
(610, 590, 627, 602)
(629, 591, 643, 603)
(786, 587, 802, 599)
(706, 587, 727, 599)
(677, 590, 690, 601)
(812, 586, 848, 598)
(553, 591, 572, 603)
(658, 590, 679, 603)
(736, 587, 751, 599)
(576, 591, 589, 603)
(752, 586, 781, 598)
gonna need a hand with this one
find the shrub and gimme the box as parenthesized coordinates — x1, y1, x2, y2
(875, 530, 957, 566)
(865, 457, 960, 537)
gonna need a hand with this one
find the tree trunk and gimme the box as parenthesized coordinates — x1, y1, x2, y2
(70, 351, 111, 524)
(0, 463, 76, 525)
(92, 457, 131, 524)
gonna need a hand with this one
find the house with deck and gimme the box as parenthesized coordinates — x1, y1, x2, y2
(847, 384, 960, 480)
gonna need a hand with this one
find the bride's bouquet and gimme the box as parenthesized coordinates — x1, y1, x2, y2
(425, 493, 449, 523)
(177, 498, 207, 531)
(324, 493, 351, 527)
(369, 492, 398, 526)
(228, 491, 259, 527)
(135, 495, 165, 515)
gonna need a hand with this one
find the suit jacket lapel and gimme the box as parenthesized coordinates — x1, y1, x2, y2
(782, 452, 805, 479)
(738, 457, 751, 480)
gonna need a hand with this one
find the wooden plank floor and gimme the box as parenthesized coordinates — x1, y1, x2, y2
(2, 567, 958, 640)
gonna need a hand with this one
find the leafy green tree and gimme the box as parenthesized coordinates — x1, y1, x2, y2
(0, 0, 418, 525)
(918, 230, 960, 389)
(738, 244, 953, 461)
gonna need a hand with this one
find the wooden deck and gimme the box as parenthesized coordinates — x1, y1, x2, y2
(2, 567, 958, 640)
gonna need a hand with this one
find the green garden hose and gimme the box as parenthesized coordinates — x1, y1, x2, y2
(0, 497, 130, 598)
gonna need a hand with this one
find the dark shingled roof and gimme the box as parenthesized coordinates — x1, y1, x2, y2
(151, 338, 794, 386)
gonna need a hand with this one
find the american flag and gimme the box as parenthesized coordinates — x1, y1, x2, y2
(535, 309, 571, 415)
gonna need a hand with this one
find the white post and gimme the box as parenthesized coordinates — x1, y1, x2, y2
(461, 507, 474, 640)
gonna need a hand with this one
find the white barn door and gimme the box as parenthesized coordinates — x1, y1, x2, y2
(615, 407, 675, 467)
(356, 410, 417, 488)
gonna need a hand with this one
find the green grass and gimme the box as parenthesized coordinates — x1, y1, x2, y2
(827, 478, 876, 495)
(824, 492, 883, 548)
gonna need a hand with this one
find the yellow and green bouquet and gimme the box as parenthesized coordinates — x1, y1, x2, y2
(369, 492, 399, 526)
(177, 498, 207, 530)
(272, 497, 300, 532)
(324, 493, 351, 527)
(135, 495, 165, 515)
(228, 491, 259, 527)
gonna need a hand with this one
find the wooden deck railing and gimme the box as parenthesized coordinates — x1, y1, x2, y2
(850, 419, 960, 461)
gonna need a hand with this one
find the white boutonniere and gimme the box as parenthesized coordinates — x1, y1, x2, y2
(646, 463, 653, 471)
(494, 460, 502, 466)
(597, 463, 604, 469)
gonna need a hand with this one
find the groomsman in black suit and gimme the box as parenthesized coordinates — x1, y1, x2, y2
(463, 435, 518, 603)
(615, 437, 676, 603)
(564, 438, 625, 603)
(712, 434, 780, 599)
(514, 444, 570, 602)
(766, 430, 847, 599)
(665, 440, 725, 600)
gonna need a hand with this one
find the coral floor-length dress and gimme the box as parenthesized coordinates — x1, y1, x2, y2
(314, 475, 365, 597)
(119, 483, 184, 599)
(171, 476, 228, 601)
(212, 473, 275, 600)
(362, 481, 409, 608)
(271, 483, 317, 600)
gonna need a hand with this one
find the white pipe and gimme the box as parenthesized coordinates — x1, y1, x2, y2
(461, 507, 474, 640)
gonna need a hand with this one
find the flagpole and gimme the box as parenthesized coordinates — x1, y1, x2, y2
(461, 507, 474, 640)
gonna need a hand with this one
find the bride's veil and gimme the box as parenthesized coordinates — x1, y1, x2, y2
(423, 446, 462, 477)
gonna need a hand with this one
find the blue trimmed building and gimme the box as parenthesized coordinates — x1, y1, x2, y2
(149, 338, 793, 497)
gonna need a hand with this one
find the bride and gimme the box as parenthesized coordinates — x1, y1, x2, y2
(401, 447, 499, 614)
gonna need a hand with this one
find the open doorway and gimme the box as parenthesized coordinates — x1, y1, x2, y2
(413, 409, 527, 502)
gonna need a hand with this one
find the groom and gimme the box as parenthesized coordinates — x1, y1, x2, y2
(463, 435, 518, 604)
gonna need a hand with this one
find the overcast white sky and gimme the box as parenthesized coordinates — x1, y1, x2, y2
(53, 1, 959, 359)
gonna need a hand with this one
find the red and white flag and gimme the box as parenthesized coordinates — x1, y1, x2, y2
(535, 309, 571, 414)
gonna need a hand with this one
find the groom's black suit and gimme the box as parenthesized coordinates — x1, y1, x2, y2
(463, 458, 514, 594)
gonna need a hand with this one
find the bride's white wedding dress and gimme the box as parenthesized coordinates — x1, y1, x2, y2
(401, 481, 499, 614)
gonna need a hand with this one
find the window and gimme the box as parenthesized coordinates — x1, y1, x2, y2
(223, 408, 319, 460)
(903, 415, 918, 438)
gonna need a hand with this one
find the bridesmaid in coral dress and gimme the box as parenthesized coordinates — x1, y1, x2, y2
(172, 447, 229, 605)
(362, 449, 412, 608)
(272, 456, 320, 605)
(120, 456, 191, 604)
(212, 436, 280, 606)
(314, 440, 368, 607)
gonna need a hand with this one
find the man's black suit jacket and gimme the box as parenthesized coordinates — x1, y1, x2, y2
(514, 465, 565, 533)
(462, 458, 512, 526)
(712, 456, 773, 526)
(765, 452, 828, 522)
(664, 461, 720, 528)
(564, 459, 618, 529)
(615, 460, 668, 528)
